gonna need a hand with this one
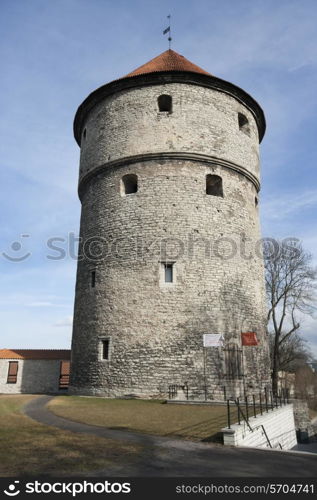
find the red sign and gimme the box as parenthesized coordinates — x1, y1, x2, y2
(241, 332, 258, 346)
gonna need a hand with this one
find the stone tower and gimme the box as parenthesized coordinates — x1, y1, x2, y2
(69, 49, 271, 399)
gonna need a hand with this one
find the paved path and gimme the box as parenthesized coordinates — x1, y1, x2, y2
(23, 396, 317, 477)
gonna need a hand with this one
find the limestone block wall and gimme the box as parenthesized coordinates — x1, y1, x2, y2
(222, 405, 297, 450)
(0, 359, 62, 394)
(78, 83, 260, 185)
(70, 157, 271, 398)
(292, 399, 316, 439)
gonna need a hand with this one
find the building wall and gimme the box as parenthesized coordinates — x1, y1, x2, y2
(0, 359, 62, 394)
(71, 166, 270, 398)
(292, 399, 316, 440)
(70, 80, 271, 399)
(222, 405, 297, 450)
(78, 83, 260, 184)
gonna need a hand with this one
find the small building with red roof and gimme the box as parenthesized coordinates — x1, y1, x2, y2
(0, 349, 71, 394)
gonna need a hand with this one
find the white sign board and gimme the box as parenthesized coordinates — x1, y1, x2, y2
(203, 334, 224, 347)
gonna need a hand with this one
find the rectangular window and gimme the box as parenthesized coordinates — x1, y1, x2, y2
(7, 361, 18, 384)
(91, 270, 96, 288)
(164, 263, 173, 283)
(102, 339, 110, 360)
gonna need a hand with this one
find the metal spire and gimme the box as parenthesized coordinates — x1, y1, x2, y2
(163, 14, 172, 50)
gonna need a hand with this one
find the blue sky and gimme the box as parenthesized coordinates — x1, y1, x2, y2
(1, 0, 316, 356)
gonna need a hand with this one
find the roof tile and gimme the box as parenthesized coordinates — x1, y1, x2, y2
(0, 349, 71, 360)
(122, 49, 211, 79)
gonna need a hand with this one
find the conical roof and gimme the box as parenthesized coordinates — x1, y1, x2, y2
(122, 49, 212, 78)
(74, 49, 265, 145)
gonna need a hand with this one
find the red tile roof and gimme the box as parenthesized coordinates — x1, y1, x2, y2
(0, 349, 71, 360)
(122, 49, 212, 79)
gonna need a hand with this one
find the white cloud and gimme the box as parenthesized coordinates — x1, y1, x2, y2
(29, 301, 55, 307)
(261, 190, 317, 221)
(54, 316, 73, 327)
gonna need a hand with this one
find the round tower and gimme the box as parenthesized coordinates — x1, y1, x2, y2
(69, 49, 271, 399)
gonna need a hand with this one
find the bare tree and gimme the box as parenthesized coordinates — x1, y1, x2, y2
(263, 239, 317, 395)
(268, 332, 312, 372)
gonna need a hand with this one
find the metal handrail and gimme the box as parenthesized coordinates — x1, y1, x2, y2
(234, 399, 253, 432)
(259, 424, 272, 448)
(226, 390, 290, 431)
(225, 393, 287, 450)
(168, 383, 189, 400)
(251, 422, 275, 448)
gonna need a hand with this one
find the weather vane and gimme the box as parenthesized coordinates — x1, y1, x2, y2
(163, 14, 172, 49)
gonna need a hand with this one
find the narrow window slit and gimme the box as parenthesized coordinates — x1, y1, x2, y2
(102, 339, 110, 360)
(91, 270, 96, 288)
(164, 263, 173, 283)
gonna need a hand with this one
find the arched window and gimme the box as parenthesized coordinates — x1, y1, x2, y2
(206, 174, 223, 197)
(158, 94, 172, 113)
(238, 113, 250, 136)
(83, 128, 87, 139)
(121, 174, 138, 195)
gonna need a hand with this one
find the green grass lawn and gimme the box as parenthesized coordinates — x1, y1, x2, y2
(0, 394, 267, 476)
(0, 395, 141, 477)
(49, 396, 238, 442)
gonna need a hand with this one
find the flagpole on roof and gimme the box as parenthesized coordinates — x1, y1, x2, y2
(163, 14, 172, 50)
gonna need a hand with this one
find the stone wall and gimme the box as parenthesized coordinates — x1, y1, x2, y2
(70, 156, 271, 398)
(70, 78, 271, 399)
(78, 83, 260, 186)
(0, 359, 62, 394)
(292, 399, 316, 440)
